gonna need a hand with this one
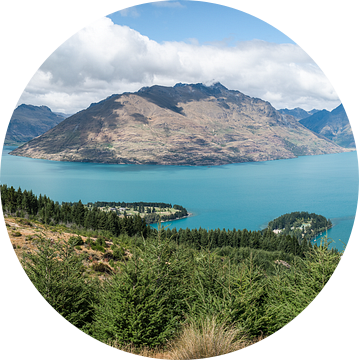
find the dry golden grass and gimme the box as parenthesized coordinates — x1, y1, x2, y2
(108, 317, 265, 359)
(168, 317, 246, 360)
(5, 216, 118, 277)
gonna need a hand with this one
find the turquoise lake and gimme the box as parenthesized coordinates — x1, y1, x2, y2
(1, 147, 358, 252)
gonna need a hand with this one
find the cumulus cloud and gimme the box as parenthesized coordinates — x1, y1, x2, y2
(19, 17, 340, 113)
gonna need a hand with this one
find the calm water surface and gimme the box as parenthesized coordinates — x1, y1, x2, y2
(1, 147, 358, 251)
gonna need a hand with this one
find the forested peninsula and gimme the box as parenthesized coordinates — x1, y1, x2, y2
(75, 200, 188, 225)
(268, 211, 333, 241)
(1, 184, 334, 258)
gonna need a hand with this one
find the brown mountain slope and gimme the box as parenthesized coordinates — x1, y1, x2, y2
(10, 83, 346, 165)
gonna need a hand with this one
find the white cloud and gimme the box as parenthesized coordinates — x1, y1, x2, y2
(19, 17, 340, 113)
(119, 7, 140, 17)
(151, 1, 185, 8)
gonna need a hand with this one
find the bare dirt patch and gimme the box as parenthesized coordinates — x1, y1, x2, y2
(4, 216, 121, 275)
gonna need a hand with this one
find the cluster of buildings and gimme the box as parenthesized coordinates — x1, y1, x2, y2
(109, 207, 126, 212)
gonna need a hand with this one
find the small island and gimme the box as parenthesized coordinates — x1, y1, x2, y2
(267, 211, 332, 241)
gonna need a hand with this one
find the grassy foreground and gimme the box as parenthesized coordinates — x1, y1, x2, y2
(6, 215, 341, 359)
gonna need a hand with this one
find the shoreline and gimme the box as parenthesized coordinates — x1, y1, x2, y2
(5, 145, 355, 168)
(148, 212, 194, 226)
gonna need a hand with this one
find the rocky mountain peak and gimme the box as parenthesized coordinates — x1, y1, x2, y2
(173, 81, 228, 94)
(10, 84, 346, 165)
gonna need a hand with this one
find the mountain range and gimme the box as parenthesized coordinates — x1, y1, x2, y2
(299, 104, 355, 148)
(9, 82, 347, 166)
(278, 107, 320, 120)
(5, 104, 68, 145)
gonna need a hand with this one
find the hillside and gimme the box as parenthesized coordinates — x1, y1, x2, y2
(5, 104, 67, 145)
(3, 187, 341, 357)
(10, 83, 346, 165)
(299, 104, 355, 148)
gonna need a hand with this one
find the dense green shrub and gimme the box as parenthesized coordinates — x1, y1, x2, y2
(17, 220, 341, 350)
(68, 235, 84, 246)
(263, 238, 341, 334)
(216, 246, 298, 273)
(112, 246, 125, 260)
(89, 242, 105, 252)
(184, 250, 267, 336)
(21, 237, 98, 332)
(91, 229, 190, 347)
(95, 237, 106, 247)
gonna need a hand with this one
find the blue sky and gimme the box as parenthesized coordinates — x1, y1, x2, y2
(107, 1, 294, 45)
(19, 1, 339, 113)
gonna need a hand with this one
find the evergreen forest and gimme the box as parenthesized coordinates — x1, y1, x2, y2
(2, 184, 342, 357)
(1, 185, 330, 259)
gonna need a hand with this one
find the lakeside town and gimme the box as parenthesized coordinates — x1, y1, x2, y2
(84, 201, 189, 224)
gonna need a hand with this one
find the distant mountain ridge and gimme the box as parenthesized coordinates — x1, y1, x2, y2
(278, 107, 320, 120)
(5, 104, 67, 145)
(10, 83, 346, 165)
(299, 104, 355, 148)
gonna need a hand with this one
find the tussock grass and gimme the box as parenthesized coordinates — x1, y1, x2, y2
(108, 317, 265, 359)
(168, 317, 247, 360)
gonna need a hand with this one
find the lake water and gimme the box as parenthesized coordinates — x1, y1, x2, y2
(1, 147, 358, 252)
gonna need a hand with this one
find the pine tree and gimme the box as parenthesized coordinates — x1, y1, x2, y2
(232, 229, 240, 248)
(192, 228, 200, 247)
(300, 238, 310, 255)
(200, 228, 209, 248)
(97, 211, 107, 230)
(184, 227, 193, 246)
(218, 229, 227, 248)
(60, 202, 72, 224)
(16, 187, 23, 210)
(264, 238, 341, 334)
(106, 211, 120, 236)
(250, 232, 260, 249)
(240, 229, 249, 247)
(73, 200, 85, 226)
(6, 186, 17, 214)
(21, 237, 97, 331)
(133, 214, 147, 238)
